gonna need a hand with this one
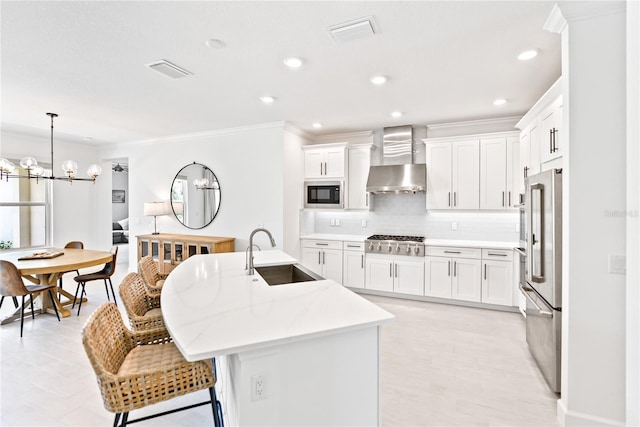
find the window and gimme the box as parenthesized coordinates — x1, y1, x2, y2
(0, 162, 52, 249)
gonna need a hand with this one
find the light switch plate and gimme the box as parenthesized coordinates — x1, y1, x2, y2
(608, 254, 626, 274)
(361, 219, 367, 227)
(451, 222, 458, 231)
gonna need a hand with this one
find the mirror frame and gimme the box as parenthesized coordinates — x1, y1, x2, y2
(170, 162, 221, 229)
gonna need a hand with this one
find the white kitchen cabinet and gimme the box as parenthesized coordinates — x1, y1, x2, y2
(540, 96, 563, 164)
(301, 239, 343, 284)
(343, 242, 365, 289)
(347, 144, 372, 210)
(365, 255, 424, 296)
(425, 253, 481, 302)
(479, 136, 519, 210)
(302, 144, 347, 179)
(451, 258, 482, 302)
(481, 249, 514, 306)
(425, 140, 479, 209)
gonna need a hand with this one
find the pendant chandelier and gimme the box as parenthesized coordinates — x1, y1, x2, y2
(0, 113, 102, 183)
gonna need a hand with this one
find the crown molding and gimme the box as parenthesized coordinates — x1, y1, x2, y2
(555, 1, 626, 26)
(313, 130, 373, 145)
(544, 4, 567, 34)
(283, 122, 313, 141)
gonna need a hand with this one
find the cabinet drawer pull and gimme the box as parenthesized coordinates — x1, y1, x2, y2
(346, 244, 360, 248)
(315, 243, 329, 246)
(318, 251, 321, 264)
(484, 264, 487, 280)
(488, 252, 508, 257)
(395, 264, 398, 278)
(448, 260, 451, 277)
(502, 191, 505, 207)
(549, 129, 553, 153)
(448, 192, 451, 207)
(361, 255, 364, 269)
(454, 192, 457, 207)
(322, 251, 325, 264)
(508, 191, 511, 207)
(454, 261, 457, 277)
(389, 263, 393, 277)
(444, 250, 461, 254)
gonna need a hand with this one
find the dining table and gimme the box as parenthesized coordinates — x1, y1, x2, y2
(0, 247, 113, 323)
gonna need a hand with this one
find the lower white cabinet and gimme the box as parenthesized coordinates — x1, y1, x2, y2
(365, 255, 424, 296)
(481, 259, 514, 306)
(343, 242, 365, 289)
(424, 256, 481, 302)
(301, 240, 343, 284)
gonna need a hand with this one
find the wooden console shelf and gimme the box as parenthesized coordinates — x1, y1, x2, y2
(136, 233, 235, 275)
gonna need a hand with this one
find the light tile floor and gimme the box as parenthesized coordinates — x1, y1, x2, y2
(1, 265, 559, 426)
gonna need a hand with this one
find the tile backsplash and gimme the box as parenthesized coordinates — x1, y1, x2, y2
(302, 193, 519, 242)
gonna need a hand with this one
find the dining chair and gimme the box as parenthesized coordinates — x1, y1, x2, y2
(58, 241, 84, 291)
(118, 272, 164, 331)
(0, 260, 60, 337)
(82, 302, 223, 427)
(138, 255, 167, 296)
(72, 245, 118, 316)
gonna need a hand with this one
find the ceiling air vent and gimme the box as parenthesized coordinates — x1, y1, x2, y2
(328, 16, 377, 43)
(146, 60, 192, 79)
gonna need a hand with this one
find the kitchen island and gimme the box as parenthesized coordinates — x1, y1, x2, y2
(161, 250, 394, 426)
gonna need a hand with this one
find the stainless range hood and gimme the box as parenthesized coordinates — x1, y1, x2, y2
(366, 125, 426, 194)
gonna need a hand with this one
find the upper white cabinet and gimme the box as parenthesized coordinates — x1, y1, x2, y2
(424, 132, 519, 210)
(540, 96, 563, 164)
(425, 140, 479, 209)
(516, 78, 563, 178)
(302, 143, 347, 179)
(347, 144, 372, 210)
(479, 136, 519, 209)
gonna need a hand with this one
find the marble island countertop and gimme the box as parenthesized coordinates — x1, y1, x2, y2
(161, 250, 394, 361)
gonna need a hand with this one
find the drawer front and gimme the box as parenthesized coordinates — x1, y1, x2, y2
(425, 246, 482, 259)
(343, 241, 365, 251)
(302, 239, 343, 250)
(482, 248, 514, 261)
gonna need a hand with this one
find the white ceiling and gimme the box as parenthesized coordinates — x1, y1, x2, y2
(1, 1, 561, 145)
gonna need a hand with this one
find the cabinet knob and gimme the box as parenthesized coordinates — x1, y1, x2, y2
(376, 243, 382, 252)
(387, 245, 393, 253)
(396, 245, 401, 253)
(414, 246, 420, 254)
(406, 246, 411, 254)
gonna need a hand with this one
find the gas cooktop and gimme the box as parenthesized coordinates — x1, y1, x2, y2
(366, 234, 425, 243)
(365, 234, 425, 256)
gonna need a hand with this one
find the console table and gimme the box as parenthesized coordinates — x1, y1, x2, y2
(136, 233, 235, 275)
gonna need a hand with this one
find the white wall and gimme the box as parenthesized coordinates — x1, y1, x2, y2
(551, 2, 628, 425)
(99, 123, 289, 268)
(1, 129, 102, 249)
(626, 0, 640, 424)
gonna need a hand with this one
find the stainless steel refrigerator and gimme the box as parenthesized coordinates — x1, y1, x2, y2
(520, 168, 562, 393)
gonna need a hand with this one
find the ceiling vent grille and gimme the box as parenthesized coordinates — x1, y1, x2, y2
(328, 16, 377, 43)
(146, 60, 192, 79)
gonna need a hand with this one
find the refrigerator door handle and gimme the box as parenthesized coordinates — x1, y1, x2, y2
(520, 284, 553, 317)
(529, 182, 545, 283)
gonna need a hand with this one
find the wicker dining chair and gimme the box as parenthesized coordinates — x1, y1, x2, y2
(82, 302, 222, 427)
(138, 256, 167, 296)
(0, 260, 60, 337)
(58, 241, 84, 290)
(118, 272, 164, 331)
(72, 245, 118, 316)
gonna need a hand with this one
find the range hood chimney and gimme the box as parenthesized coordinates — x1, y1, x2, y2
(366, 125, 426, 194)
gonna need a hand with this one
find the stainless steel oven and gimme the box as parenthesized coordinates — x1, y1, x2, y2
(304, 181, 344, 209)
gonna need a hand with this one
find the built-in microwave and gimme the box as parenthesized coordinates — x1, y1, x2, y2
(304, 181, 343, 209)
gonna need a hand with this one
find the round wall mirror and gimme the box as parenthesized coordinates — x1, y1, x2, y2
(171, 162, 221, 229)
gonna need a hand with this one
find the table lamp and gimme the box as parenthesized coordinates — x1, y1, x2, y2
(144, 201, 168, 235)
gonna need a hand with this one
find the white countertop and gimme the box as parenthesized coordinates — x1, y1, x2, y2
(300, 234, 367, 242)
(301, 234, 518, 249)
(425, 239, 519, 249)
(161, 250, 394, 361)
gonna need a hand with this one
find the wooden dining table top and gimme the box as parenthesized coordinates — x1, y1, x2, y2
(0, 248, 113, 275)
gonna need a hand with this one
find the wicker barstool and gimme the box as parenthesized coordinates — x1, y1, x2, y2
(138, 255, 167, 296)
(82, 302, 223, 427)
(118, 272, 164, 331)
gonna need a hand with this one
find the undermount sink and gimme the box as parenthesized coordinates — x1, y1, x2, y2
(255, 263, 323, 286)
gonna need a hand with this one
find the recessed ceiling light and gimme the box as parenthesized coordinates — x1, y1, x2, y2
(260, 96, 275, 104)
(205, 39, 226, 49)
(493, 99, 507, 106)
(518, 49, 539, 61)
(83, 137, 92, 142)
(370, 75, 388, 85)
(312, 123, 323, 129)
(283, 57, 303, 69)
(146, 60, 192, 79)
(391, 111, 402, 118)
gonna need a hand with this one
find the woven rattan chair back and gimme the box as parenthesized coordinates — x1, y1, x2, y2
(118, 272, 164, 331)
(82, 302, 131, 377)
(138, 255, 164, 294)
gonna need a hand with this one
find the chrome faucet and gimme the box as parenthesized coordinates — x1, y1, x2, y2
(247, 228, 276, 275)
(245, 244, 261, 271)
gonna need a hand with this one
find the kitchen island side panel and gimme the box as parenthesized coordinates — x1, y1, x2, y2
(222, 326, 381, 426)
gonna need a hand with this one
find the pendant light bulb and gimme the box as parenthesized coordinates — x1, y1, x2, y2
(87, 164, 102, 179)
(62, 160, 78, 178)
(20, 157, 38, 170)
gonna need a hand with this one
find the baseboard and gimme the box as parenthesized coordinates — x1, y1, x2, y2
(557, 399, 625, 426)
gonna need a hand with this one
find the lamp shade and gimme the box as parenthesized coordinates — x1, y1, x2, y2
(144, 201, 168, 216)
